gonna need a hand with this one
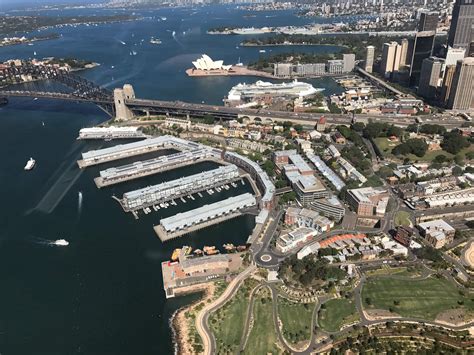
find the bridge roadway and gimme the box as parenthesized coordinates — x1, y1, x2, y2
(0, 90, 466, 129)
(125, 98, 465, 129)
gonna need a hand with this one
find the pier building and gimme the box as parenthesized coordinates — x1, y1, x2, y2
(78, 126, 146, 140)
(78, 135, 203, 168)
(120, 165, 241, 212)
(154, 193, 256, 241)
(94, 148, 216, 188)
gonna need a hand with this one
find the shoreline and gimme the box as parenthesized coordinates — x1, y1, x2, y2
(0, 35, 60, 48)
(170, 283, 216, 354)
(241, 42, 348, 48)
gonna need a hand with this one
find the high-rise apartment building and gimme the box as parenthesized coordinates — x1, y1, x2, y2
(419, 11, 439, 31)
(447, 57, 474, 110)
(399, 38, 409, 67)
(409, 31, 436, 85)
(343, 53, 356, 72)
(447, 0, 474, 52)
(418, 57, 444, 99)
(445, 46, 467, 66)
(440, 65, 457, 105)
(380, 42, 398, 77)
(365, 45, 375, 73)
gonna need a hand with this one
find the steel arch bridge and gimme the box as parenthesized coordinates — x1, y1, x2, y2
(0, 62, 115, 115)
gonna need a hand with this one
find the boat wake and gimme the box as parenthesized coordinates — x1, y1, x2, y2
(32, 237, 69, 247)
(78, 191, 83, 212)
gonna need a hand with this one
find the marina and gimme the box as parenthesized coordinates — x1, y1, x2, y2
(154, 193, 257, 241)
(117, 165, 243, 213)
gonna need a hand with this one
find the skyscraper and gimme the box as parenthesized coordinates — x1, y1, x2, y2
(447, 0, 474, 52)
(409, 31, 436, 85)
(419, 11, 439, 31)
(380, 42, 398, 77)
(399, 38, 409, 67)
(365, 45, 375, 73)
(447, 57, 474, 110)
(445, 46, 466, 66)
(343, 53, 356, 72)
(418, 57, 444, 99)
(440, 65, 457, 105)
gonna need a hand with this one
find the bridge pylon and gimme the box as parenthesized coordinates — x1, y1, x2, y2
(114, 84, 135, 120)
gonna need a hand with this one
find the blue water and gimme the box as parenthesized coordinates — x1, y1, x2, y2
(0, 5, 345, 354)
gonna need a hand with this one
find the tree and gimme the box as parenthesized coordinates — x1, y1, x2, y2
(262, 160, 275, 176)
(441, 131, 470, 154)
(387, 125, 403, 137)
(392, 138, 427, 157)
(452, 166, 463, 176)
(202, 114, 215, 125)
(377, 166, 393, 179)
(434, 154, 448, 164)
(352, 122, 365, 132)
(293, 124, 303, 133)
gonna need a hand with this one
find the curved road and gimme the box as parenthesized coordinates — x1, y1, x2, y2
(195, 264, 256, 355)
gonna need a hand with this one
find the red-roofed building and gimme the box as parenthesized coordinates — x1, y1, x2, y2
(316, 116, 327, 132)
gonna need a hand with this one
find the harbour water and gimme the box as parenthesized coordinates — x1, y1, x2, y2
(0, 5, 347, 354)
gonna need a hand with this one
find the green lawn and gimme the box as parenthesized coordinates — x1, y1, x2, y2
(318, 298, 359, 333)
(394, 211, 412, 227)
(210, 279, 257, 354)
(278, 297, 314, 345)
(362, 276, 474, 320)
(244, 287, 281, 355)
(373, 137, 474, 162)
(366, 266, 422, 278)
(374, 137, 399, 158)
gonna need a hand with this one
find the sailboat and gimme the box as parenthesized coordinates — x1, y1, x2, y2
(236, 56, 243, 66)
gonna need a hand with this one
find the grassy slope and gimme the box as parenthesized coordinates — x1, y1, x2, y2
(318, 298, 358, 333)
(278, 297, 314, 344)
(362, 276, 474, 320)
(209, 279, 254, 354)
(244, 287, 280, 355)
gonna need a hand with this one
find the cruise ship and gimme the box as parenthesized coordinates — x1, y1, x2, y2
(232, 27, 272, 35)
(24, 157, 36, 171)
(226, 80, 323, 104)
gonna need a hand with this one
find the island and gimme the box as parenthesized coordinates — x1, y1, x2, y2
(0, 14, 138, 35)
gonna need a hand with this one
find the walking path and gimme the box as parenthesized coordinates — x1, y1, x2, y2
(195, 264, 256, 355)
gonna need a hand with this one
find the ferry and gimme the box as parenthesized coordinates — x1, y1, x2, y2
(24, 157, 36, 171)
(53, 239, 69, 246)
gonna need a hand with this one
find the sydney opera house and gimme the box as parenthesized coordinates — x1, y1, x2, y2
(191, 54, 232, 72)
